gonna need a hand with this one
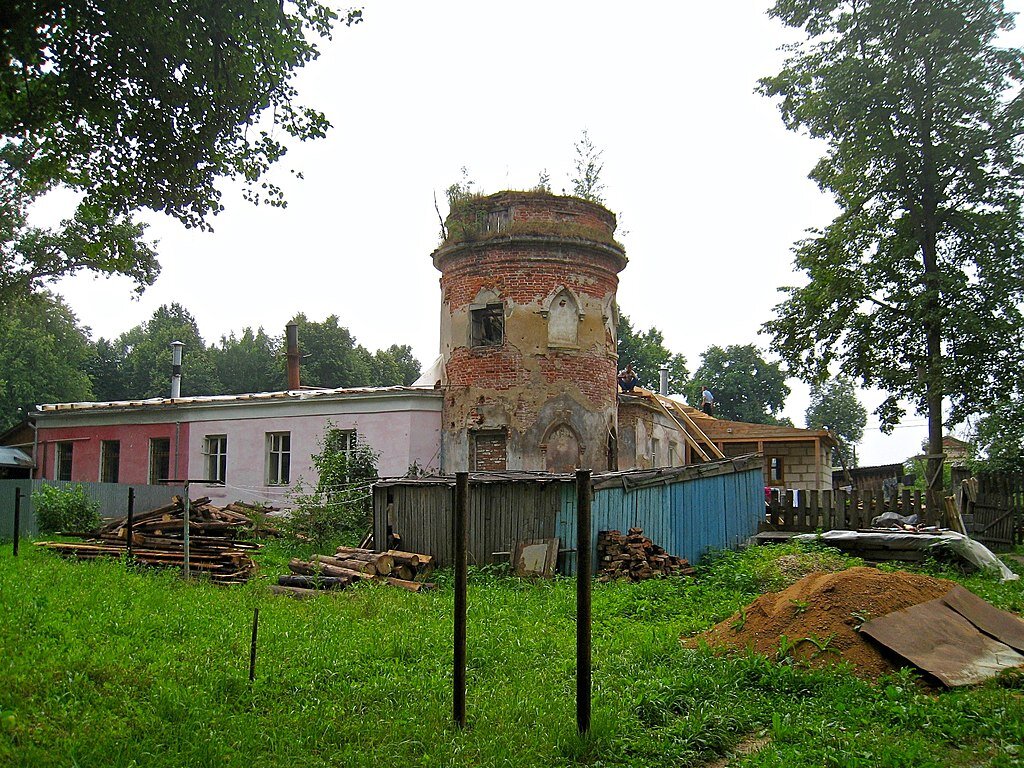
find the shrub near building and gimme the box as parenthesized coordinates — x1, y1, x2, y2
(32, 484, 101, 534)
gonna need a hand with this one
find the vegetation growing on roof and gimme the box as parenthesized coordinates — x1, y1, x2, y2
(441, 190, 622, 250)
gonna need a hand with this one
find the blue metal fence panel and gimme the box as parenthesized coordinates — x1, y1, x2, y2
(556, 467, 764, 575)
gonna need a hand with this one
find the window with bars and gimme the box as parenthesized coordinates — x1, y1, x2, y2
(205, 435, 227, 483)
(768, 456, 785, 484)
(100, 440, 120, 483)
(267, 432, 291, 485)
(55, 442, 73, 481)
(149, 438, 170, 484)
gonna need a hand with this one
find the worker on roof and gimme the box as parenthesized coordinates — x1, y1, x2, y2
(700, 385, 714, 416)
(617, 364, 639, 393)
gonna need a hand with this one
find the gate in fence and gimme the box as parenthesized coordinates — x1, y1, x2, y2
(963, 472, 1023, 553)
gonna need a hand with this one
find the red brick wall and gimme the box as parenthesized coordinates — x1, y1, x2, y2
(434, 193, 626, 471)
(472, 432, 507, 471)
(438, 245, 621, 309)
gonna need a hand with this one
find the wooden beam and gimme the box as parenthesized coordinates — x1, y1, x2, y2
(652, 394, 726, 460)
(649, 397, 712, 462)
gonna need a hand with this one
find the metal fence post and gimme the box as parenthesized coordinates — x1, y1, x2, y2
(453, 471, 468, 728)
(12, 487, 22, 556)
(126, 487, 135, 560)
(576, 469, 592, 734)
(182, 480, 190, 579)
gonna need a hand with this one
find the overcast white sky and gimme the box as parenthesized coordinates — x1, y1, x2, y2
(49, 0, 1024, 466)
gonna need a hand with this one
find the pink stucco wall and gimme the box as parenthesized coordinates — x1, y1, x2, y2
(34, 422, 190, 484)
(187, 407, 442, 507)
(32, 389, 443, 510)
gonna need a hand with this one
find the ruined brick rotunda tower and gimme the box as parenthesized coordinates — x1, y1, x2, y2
(431, 191, 627, 473)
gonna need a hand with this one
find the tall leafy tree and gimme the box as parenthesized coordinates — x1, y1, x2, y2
(85, 337, 127, 403)
(691, 345, 790, 425)
(0, 292, 93, 429)
(113, 304, 222, 398)
(970, 398, 1024, 475)
(369, 345, 422, 387)
(0, 2, 360, 302)
(291, 313, 373, 388)
(212, 328, 284, 394)
(760, 0, 1024, 502)
(616, 313, 689, 393)
(805, 377, 868, 466)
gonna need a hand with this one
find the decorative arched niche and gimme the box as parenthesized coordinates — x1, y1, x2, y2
(542, 421, 582, 474)
(542, 287, 582, 348)
(602, 297, 618, 356)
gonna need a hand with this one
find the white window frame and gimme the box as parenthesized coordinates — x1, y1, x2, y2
(204, 435, 228, 483)
(266, 432, 291, 486)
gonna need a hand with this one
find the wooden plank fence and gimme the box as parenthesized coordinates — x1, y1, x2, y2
(763, 488, 938, 533)
(764, 474, 1023, 552)
(966, 472, 1023, 552)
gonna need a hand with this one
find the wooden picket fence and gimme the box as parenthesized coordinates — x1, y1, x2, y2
(764, 475, 1023, 552)
(762, 488, 940, 533)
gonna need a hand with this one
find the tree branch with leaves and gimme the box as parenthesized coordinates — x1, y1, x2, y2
(760, 0, 1024, 504)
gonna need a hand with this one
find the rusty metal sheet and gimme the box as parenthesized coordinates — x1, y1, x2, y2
(941, 585, 1024, 653)
(860, 599, 1024, 687)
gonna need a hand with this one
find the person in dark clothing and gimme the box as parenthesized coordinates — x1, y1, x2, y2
(618, 364, 639, 393)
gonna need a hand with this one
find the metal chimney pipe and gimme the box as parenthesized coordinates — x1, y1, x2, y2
(170, 341, 184, 399)
(286, 322, 300, 390)
(659, 365, 669, 396)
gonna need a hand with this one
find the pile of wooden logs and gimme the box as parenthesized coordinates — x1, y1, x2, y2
(273, 546, 436, 598)
(596, 528, 696, 582)
(34, 496, 263, 584)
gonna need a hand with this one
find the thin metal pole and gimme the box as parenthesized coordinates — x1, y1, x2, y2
(182, 480, 190, 579)
(453, 471, 468, 728)
(576, 469, 592, 734)
(249, 607, 259, 682)
(126, 487, 135, 560)
(13, 488, 22, 557)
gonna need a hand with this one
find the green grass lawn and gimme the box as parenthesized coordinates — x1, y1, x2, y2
(1, 540, 1022, 767)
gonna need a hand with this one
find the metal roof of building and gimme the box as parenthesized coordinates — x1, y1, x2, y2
(33, 385, 443, 415)
(0, 446, 33, 468)
(375, 454, 763, 491)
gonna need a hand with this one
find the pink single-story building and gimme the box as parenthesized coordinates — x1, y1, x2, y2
(32, 387, 444, 507)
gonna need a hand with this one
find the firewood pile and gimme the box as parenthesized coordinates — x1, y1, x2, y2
(597, 528, 696, 582)
(273, 546, 436, 598)
(34, 496, 267, 584)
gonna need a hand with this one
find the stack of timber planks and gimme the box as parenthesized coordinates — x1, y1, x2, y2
(35, 496, 264, 583)
(273, 546, 436, 598)
(596, 528, 696, 582)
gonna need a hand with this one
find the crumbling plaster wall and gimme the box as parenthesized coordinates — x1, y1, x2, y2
(617, 402, 688, 470)
(434, 193, 626, 473)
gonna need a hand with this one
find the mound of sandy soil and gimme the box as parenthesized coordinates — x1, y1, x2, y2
(687, 567, 956, 678)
